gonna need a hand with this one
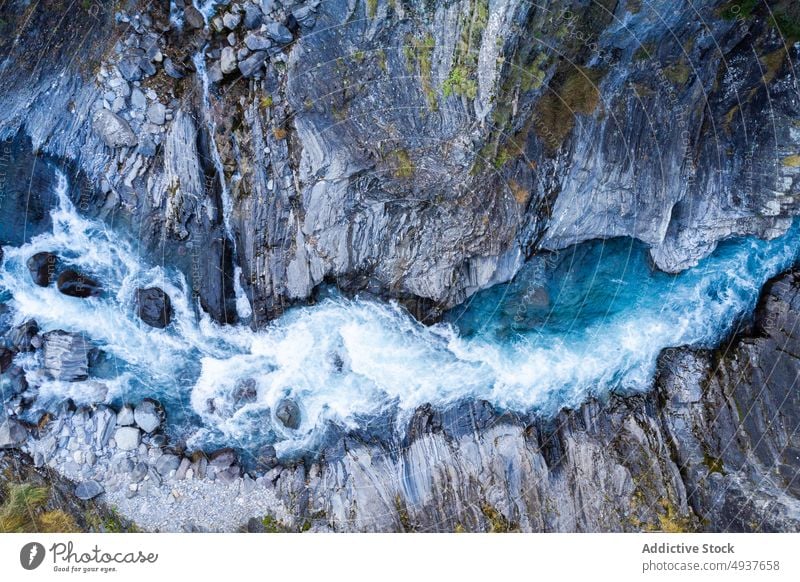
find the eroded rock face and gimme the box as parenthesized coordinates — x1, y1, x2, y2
(0, 1, 797, 326)
(42, 331, 90, 382)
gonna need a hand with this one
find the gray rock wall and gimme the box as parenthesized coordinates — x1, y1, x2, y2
(1, 0, 798, 323)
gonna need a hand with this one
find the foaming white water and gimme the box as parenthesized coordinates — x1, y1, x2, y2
(1, 170, 799, 455)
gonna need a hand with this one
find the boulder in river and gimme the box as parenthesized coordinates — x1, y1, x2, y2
(57, 270, 102, 298)
(275, 398, 301, 430)
(116, 404, 135, 426)
(26, 252, 58, 286)
(42, 331, 89, 381)
(0, 347, 12, 373)
(5, 320, 39, 352)
(133, 399, 162, 433)
(134, 287, 172, 328)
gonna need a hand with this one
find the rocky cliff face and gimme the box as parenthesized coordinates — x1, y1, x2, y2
(280, 268, 800, 532)
(1, 0, 798, 323)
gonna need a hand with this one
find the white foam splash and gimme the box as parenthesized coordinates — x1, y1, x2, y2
(1, 170, 798, 455)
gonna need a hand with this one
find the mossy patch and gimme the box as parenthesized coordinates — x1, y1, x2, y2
(480, 503, 518, 532)
(760, 48, 786, 85)
(534, 66, 605, 152)
(703, 453, 726, 475)
(0, 483, 79, 533)
(404, 33, 437, 110)
(782, 154, 800, 167)
(663, 60, 691, 87)
(718, 0, 758, 20)
(444, 0, 488, 99)
(386, 148, 415, 179)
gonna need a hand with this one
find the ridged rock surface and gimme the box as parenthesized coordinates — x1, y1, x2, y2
(0, 0, 798, 323)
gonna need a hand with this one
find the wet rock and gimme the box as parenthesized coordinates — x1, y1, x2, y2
(233, 378, 257, 404)
(94, 406, 117, 448)
(42, 331, 90, 381)
(184, 5, 205, 30)
(74, 480, 104, 500)
(114, 426, 140, 451)
(207, 61, 224, 83)
(133, 399, 161, 433)
(163, 58, 185, 79)
(209, 448, 236, 468)
(56, 270, 102, 298)
(26, 252, 58, 286)
(238, 51, 267, 78)
(275, 398, 300, 429)
(116, 404, 135, 426)
(92, 109, 137, 148)
(0, 419, 28, 448)
(5, 320, 39, 352)
(264, 22, 293, 45)
(135, 287, 172, 328)
(2, 365, 28, 396)
(0, 347, 12, 373)
(220, 46, 237, 75)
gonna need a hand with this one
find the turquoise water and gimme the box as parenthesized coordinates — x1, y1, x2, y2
(1, 168, 799, 455)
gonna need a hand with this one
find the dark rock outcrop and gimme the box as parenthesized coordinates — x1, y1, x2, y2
(275, 398, 300, 430)
(56, 270, 102, 298)
(26, 252, 58, 286)
(135, 287, 172, 328)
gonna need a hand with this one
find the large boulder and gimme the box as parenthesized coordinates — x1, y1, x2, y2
(135, 287, 172, 329)
(26, 252, 58, 286)
(184, 5, 205, 30)
(5, 320, 39, 352)
(133, 399, 162, 433)
(154, 453, 180, 477)
(0, 418, 28, 448)
(42, 331, 90, 381)
(275, 398, 301, 429)
(114, 426, 140, 451)
(116, 404, 135, 426)
(92, 109, 137, 148)
(57, 270, 102, 298)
